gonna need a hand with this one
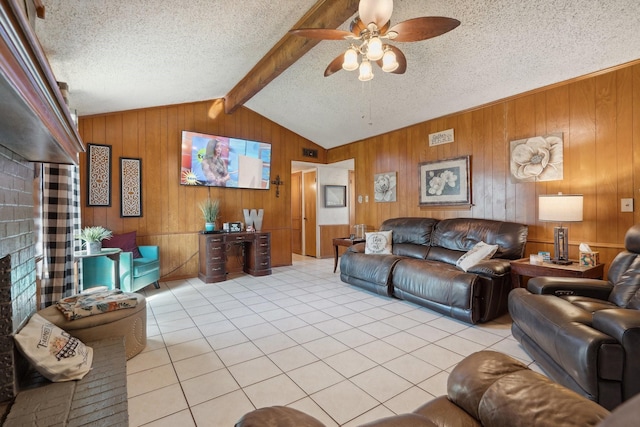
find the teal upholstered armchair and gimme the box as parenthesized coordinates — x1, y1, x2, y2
(82, 246, 160, 293)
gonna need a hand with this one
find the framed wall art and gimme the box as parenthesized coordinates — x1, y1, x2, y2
(324, 185, 346, 208)
(509, 133, 563, 183)
(120, 157, 142, 217)
(86, 143, 111, 206)
(419, 156, 471, 207)
(374, 172, 397, 202)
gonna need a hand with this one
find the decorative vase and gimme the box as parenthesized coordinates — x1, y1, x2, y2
(205, 222, 215, 232)
(87, 241, 102, 254)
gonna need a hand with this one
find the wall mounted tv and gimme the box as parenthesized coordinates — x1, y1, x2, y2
(180, 130, 271, 189)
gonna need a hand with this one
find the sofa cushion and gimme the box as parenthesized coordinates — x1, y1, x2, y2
(380, 217, 437, 245)
(431, 218, 527, 260)
(103, 230, 142, 259)
(609, 256, 640, 307)
(365, 231, 392, 254)
(456, 241, 498, 272)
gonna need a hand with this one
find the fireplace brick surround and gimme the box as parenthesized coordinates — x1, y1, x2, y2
(0, 145, 38, 403)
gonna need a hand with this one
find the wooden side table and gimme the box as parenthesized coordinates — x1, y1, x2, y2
(510, 258, 605, 288)
(332, 237, 365, 273)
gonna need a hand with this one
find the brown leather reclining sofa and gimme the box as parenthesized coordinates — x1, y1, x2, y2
(339, 217, 528, 323)
(234, 350, 637, 427)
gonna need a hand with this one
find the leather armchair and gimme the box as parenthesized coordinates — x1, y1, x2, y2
(82, 245, 160, 293)
(235, 351, 613, 427)
(509, 224, 640, 410)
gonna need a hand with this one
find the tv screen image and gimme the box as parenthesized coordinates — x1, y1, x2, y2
(180, 131, 271, 189)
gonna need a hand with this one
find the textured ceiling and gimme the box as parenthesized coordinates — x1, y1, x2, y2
(36, 0, 640, 149)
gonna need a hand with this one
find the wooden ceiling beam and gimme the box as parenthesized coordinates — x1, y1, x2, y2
(224, 0, 359, 114)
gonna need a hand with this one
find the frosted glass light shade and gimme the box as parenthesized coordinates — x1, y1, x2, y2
(358, 60, 373, 81)
(381, 49, 398, 72)
(359, 0, 393, 26)
(366, 36, 384, 61)
(342, 48, 359, 71)
(539, 194, 584, 222)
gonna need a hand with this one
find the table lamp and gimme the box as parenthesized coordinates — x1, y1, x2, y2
(538, 193, 583, 265)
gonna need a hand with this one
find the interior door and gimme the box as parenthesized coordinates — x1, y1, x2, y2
(303, 170, 317, 257)
(291, 171, 302, 255)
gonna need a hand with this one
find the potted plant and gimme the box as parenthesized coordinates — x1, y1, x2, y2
(77, 226, 113, 254)
(199, 198, 220, 231)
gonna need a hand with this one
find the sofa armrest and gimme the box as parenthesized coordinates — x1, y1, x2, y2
(119, 251, 134, 289)
(465, 258, 511, 276)
(527, 276, 613, 298)
(593, 308, 640, 344)
(347, 242, 365, 253)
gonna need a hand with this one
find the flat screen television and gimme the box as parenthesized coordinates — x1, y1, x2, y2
(180, 130, 271, 189)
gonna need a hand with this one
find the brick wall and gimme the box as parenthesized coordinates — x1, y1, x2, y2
(0, 144, 36, 402)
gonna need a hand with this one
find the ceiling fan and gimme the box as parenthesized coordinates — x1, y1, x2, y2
(289, 0, 460, 81)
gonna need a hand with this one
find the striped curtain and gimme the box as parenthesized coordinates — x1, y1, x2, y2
(38, 164, 81, 308)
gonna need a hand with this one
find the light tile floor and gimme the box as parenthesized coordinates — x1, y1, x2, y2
(128, 255, 539, 426)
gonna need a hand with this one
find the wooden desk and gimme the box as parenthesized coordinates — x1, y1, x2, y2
(510, 258, 604, 288)
(74, 248, 122, 292)
(332, 237, 365, 273)
(199, 231, 271, 283)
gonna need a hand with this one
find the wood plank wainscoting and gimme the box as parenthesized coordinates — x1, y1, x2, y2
(319, 224, 351, 259)
(327, 60, 640, 278)
(78, 101, 327, 281)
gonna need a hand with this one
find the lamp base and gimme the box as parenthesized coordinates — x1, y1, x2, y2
(551, 258, 573, 265)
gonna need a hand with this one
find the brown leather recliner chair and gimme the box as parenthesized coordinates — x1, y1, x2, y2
(235, 351, 613, 427)
(509, 224, 640, 410)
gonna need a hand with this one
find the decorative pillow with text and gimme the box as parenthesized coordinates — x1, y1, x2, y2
(365, 231, 393, 255)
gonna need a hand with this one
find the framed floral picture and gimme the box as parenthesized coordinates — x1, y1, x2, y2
(419, 156, 471, 206)
(509, 133, 563, 182)
(374, 172, 397, 202)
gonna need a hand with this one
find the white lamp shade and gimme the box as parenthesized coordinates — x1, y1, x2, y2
(366, 36, 384, 61)
(358, 60, 373, 81)
(381, 49, 398, 72)
(539, 194, 584, 222)
(358, 0, 393, 26)
(342, 48, 359, 71)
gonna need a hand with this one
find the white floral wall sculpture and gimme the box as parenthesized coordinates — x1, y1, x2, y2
(510, 133, 563, 182)
(374, 172, 397, 202)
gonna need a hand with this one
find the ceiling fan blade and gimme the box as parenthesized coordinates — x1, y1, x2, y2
(359, 0, 393, 27)
(324, 53, 345, 77)
(289, 28, 354, 40)
(375, 45, 407, 74)
(388, 17, 460, 42)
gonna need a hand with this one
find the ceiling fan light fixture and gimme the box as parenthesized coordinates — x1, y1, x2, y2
(366, 36, 384, 61)
(381, 48, 399, 72)
(358, 60, 374, 81)
(342, 47, 360, 71)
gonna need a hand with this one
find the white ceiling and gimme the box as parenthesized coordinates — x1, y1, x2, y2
(36, 0, 640, 150)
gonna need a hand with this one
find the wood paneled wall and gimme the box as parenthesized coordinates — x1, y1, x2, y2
(78, 100, 326, 281)
(328, 61, 640, 274)
(318, 224, 351, 258)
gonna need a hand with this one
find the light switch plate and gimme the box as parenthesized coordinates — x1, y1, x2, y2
(621, 198, 634, 212)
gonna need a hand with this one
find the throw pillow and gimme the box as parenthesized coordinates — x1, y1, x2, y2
(14, 313, 93, 382)
(102, 230, 142, 258)
(365, 231, 393, 254)
(456, 241, 499, 272)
